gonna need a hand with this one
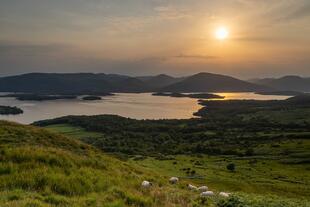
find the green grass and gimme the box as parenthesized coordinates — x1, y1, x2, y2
(45, 122, 310, 206)
(45, 124, 103, 140)
(0, 121, 201, 207)
(130, 155, 310, 198)
(5, 121, 292, 206)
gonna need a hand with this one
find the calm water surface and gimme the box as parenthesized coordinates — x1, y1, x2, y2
(0, 93, 290, 124)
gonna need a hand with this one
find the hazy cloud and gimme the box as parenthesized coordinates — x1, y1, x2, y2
(0, 0, 309, 78)
(174, 54, 218, 60)
(0, 42, 70, 56)
(233, 37, 277, 42)
(282, 1, 310, 21)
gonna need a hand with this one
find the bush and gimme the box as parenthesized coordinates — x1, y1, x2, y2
(227, 163, 236, 172)
(245, 148, 254, 156)
(217, 195, 244, 207)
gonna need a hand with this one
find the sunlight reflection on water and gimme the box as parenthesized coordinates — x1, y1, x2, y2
(0, 93, 291, 124)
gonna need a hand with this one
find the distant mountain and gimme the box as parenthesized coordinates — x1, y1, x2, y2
(250, 76, 310, 92)
(114, 77, 149, 92)
(161, 72, 271, 92)
(0, 72, 277, 94)
(0, 73, 149, 94)
(137, 74, 185, 89)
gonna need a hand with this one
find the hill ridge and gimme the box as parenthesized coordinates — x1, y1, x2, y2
(251, 75, 310, 92)
(0, 72, 272, 94)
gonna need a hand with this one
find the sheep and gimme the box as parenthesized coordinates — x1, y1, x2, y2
(169, 177, 179, 184)
(197, 186, 208, 192)
(187, 184, 198, 191)
(141, 180, 152, 189)
(219, 192, 230, 198)
(200, 191, 214, 197)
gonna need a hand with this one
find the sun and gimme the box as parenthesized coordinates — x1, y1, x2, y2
(215, 26, 229, 40)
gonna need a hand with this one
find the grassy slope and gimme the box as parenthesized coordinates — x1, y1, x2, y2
(0, 121, 308, 206)
(46, 124, 310, 207)
(0, 121, 206, 207)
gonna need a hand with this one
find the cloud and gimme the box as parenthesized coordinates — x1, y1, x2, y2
(282, 2, 310, 21)
(0, 42, 70, 56)
(260, 0, 310, 23)
(232, 36, 277, 42)
(174, 54, 218, 60)
(0, 0, 309, 78)
(153, 6, 192, 20)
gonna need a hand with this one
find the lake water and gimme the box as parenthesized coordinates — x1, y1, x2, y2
(0, 93, 291, 124)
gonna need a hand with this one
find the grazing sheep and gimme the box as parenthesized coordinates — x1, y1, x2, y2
(169, 177, 179, 184)
(198, 186, 208, 192)
(141, 181, 152, 189)
(219, 192, 230, 198)
(187, 184, 198, 191)
(200, 191, 214, 197)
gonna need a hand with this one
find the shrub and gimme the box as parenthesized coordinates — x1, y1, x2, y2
(227, 163, 236, 172)
(217, 195, 244, 207)
(245, 148, 254, 156)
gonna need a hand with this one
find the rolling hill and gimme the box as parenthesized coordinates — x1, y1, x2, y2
(0, 121, 198, 206)
(161, 72, 271, 92)
(250, 76, 310, 92)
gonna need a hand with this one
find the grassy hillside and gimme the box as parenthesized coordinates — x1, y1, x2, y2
(1, 121, 309, 206)
(44, 123, 310, 199)
(36, 111, 310, 207)
(0, 121, 204, 207)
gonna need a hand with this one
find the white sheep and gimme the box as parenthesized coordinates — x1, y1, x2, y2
(141, 180, 152, 189)
(219, 192, 230, 198)
(187, 184, 198, 191)
(197, 186, 208, 192)
(169, 177, 179, 184)
(200, 191, 214, 197)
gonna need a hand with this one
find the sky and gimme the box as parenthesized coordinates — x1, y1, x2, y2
(0, 0, 309, 78)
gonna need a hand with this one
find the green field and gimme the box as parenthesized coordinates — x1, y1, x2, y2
(5, 121, 309, 206)
(45, 123, 310, 206)
(0, 121, 201, 207)
(45, 124, 103, 139)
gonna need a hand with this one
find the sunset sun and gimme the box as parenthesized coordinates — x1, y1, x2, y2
(215, 26, 229, 40)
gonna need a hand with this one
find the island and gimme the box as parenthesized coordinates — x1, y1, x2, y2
(152, 92, 225, 99)
(0, 93, 115, 101)
(255, 91, 304, 96)
(0, 106, 23, 115)
(82, 96, 102, 101)
(0, 94, 77, 101)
